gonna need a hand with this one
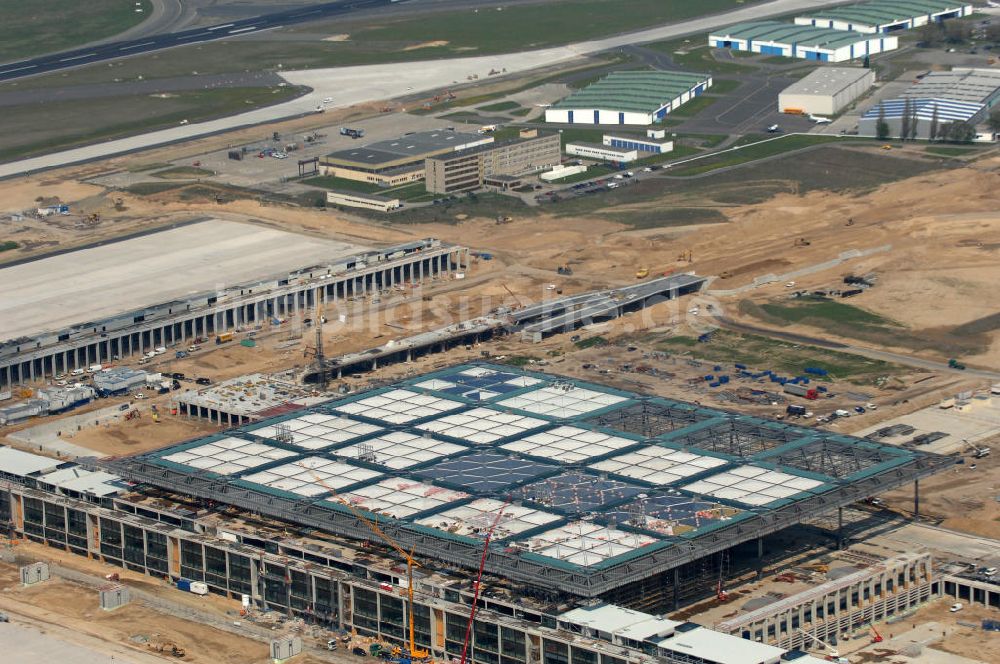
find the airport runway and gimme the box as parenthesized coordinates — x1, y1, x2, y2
(0, 0, 854, 179)
(0, 0, 394, 82)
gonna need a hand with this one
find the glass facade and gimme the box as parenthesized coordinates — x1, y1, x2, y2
(99, 516, 122, 562)
(180, 540, 204, 581)
(147, 531, 169, 575)
(354, 587, 379, 635)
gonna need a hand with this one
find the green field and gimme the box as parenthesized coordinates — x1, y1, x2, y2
(704, 78, 741, 94)
(649, 329, 904, 384)
(0, 86, 303, 163)
(925, 146, 981, 157)
(669, 135, 845, 176)
(302, 175, 386, 194)
(0, 0, 151, 63)
(740, 295, 991, 358)
(477, 101, 521, 112)
(6, 2, 754, 90)
(668, 94, 719, 117)
(347, 0, 760, 54)
(758, 299, 898, 328)
(646, 40, 758, 74)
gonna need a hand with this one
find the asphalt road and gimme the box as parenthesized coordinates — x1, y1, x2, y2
(0, 0, 857, 178)
(0, 0, 395, 82)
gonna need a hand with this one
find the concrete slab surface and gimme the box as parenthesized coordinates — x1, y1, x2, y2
(0, 619, 153, 664)
(854, 397, 1000, 455)
(0, 218, 368, 341)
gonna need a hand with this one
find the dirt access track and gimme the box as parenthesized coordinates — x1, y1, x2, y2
(5, 145, 1000, 373)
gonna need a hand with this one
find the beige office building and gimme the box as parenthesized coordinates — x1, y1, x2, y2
(425, 130, 561, 194)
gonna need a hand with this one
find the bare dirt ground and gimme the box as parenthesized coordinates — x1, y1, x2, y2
(0, 561, 272, 664)
(0, 541, 344, 664)
(7, 148, 1000, 461)
(881, 448, 1000, 540)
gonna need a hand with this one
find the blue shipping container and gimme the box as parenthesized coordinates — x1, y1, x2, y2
(177, 579, 192, 592)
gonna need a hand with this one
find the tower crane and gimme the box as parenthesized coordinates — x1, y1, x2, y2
(460, 498, 511, 664)
(311, 473, 429, 662)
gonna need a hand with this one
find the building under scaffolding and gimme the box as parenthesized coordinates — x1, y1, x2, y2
(106, 363, 949, 611)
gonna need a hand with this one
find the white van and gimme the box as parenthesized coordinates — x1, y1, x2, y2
(70, 368, 85, 376)
(950, 602, 963, 612)
(154, 346, 167, 355)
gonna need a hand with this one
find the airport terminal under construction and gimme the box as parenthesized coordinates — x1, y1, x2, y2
(0, 362, 953, 664)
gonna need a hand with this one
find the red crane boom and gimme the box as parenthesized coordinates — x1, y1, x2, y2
(460, 498, 510, 664)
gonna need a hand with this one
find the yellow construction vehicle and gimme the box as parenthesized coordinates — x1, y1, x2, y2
(635, 267, 649, 279)
(312, 474, 430, 662)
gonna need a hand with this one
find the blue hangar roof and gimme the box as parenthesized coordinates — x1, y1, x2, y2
(863, 97, 983, 122)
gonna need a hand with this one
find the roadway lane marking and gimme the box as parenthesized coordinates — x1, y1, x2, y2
(119, 41, 155, 51)
(0, 64, 37, 74)
(58, 52, 97, 62)
(207, 23, 234, 31)
(228, 26, 258, 34)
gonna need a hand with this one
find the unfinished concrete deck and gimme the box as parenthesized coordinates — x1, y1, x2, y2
(0, 218, 369, 341)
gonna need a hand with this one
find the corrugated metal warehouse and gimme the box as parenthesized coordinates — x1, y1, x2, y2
(859, 68, 1000, 139)
(795, 0, 972, 34)
(544, 70, 713, 125)
(778, 66, 875, 115)
(708, 20, 898, 62)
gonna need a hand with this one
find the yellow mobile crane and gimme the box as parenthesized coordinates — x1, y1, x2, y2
(312, 474, 430, 662)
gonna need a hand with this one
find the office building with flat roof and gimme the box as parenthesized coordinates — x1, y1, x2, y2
(425, 130, 560, 194)
(321, 130, 493, 186)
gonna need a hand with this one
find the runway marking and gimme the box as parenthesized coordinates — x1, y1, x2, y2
(119, 41, 155, 51)
(58, 53, 97, 62)
(0, 64, 37, 74)
(207, 23, 234, 31)
(228, 26, 258, 34)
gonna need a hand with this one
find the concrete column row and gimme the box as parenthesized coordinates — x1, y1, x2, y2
(0, 248, 459, 388)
